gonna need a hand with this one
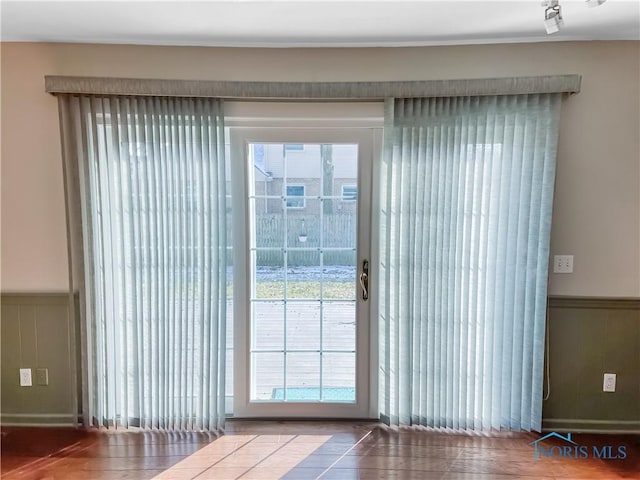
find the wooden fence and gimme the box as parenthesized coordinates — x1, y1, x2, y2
(255, 214, 356, 266)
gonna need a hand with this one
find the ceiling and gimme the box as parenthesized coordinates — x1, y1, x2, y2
(2, 0, 639, 48)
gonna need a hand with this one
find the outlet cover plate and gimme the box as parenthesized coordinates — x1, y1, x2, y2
(19, 368, 32, 387)
(603, 373, 616, 392)
(36, 368, 49, 386)
(553, 255, 574, 274)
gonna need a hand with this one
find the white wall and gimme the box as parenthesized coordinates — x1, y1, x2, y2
(1, 41, 639, 296)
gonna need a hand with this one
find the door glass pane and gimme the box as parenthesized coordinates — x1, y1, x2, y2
(323, 250, 356, 301)
(249, 142, 358, 403)
(287, 302, 320, 351)
(253, 301, 284, 350)
(287, 251, 321, 299)
(253, 198, 284, 248)
(252, 352, 284, 401)
(322, 353, 356, 402)
(254, 251, 285, 299)
(323, 302, 356, 351)
(285, 353, 321, 401)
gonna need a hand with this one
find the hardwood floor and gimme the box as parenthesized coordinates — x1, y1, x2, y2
(1, 421, 638, 479)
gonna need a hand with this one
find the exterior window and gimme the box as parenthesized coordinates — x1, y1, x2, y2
(286, 184, 305, 208)
(284, 144, 305, 152)
(341, 184, 357, 201)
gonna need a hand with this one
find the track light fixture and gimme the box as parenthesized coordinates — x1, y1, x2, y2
(542, 0, 563, 34)
(542, 0, 607, 35)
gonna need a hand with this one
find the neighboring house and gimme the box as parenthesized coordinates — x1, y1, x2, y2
(249, 143, 358, 266)
(252, 143, 358, 216)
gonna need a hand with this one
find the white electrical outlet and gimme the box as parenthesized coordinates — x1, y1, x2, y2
(553, 255, 574, 273)
(603, 373, 616, 392)
(19, 368, 32, 387)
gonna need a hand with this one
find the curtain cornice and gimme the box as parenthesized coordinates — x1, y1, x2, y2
(45, 75, 581, 100)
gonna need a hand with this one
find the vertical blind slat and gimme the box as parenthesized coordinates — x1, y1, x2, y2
(380, 93, 561, 432)
(59, 94, 228, 432)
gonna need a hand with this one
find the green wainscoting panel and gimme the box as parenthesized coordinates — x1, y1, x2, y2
(542, 296, 640, 433)
(2, 293, 638, 430)
(1, 293, 76, 426)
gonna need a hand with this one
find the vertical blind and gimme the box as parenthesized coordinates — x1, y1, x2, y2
(379, 94, 561, 431)
(58, 95, 227, 431)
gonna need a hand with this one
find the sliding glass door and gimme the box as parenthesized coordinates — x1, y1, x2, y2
(230, 129, 374, 418)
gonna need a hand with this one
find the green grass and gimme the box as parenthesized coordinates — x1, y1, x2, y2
(257, 281, 355, 299)
(227, 281, 355, 300)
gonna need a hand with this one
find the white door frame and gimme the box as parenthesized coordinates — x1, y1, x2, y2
(229, 126, 379, 418)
